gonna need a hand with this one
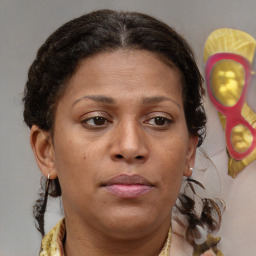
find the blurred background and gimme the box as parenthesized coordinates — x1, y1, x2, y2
(1, 0, 256, 255)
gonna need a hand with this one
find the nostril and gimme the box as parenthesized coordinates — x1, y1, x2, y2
(113, 154, 145, 161)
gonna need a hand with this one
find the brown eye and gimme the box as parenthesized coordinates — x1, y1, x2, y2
(154, 117, 166, 126)
(93, 117, 106, 125)
(145, 116, 172, 127)
(83, 116, 109, 127)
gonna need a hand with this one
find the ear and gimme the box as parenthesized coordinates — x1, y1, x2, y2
(30, 125, 57, 180)
(183, 135, 198, 177)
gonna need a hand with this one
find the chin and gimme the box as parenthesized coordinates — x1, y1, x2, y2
(105, 222, 154, 240)
(99, 208, 168, 239)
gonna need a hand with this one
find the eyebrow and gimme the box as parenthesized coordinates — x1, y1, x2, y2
(72, 95, 115, 107)
(72, 95, 180, 109)
(142, 96, 180, 109)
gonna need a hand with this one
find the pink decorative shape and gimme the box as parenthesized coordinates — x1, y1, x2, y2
(205, 53, 256, 160)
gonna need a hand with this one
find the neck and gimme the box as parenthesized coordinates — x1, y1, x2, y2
(64, 216, 171, 256)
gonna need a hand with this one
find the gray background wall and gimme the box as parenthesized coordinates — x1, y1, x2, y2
(1, 0, 256, 255)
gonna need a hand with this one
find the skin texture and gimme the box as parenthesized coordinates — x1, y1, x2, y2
(30, 50, 198, 256)
(201, 249, 217, 256)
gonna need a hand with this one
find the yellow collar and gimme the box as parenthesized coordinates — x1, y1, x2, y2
(40, 219, 171, 256)
(39, 219, 66, 256)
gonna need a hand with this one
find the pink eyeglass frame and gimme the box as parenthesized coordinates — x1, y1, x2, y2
(205, 52, 256, 160)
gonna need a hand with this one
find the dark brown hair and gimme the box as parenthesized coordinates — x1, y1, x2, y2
(23, 9, 221, 243)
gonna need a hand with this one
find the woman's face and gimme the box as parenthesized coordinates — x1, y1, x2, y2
(46, 50, 197, 238)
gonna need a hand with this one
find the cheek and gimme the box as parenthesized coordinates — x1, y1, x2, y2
(153, 137, 188, 199)
(160, 163, 184, 196)
(159, 168, 184, 210)
(156, 138, 188, 176)
(53, 133, 107, 191)
(54, 142, 97, 212)
(53, 136, 89, 188)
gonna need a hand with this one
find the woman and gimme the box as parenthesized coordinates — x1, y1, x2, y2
(23, 9, 222, 256)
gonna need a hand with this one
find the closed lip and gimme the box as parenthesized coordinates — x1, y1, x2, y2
(102, 174, 154, 198)
(103, 174, 154, 186)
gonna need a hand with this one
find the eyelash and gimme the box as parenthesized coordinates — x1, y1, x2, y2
(144, 116, 172, 127)
(82, 116, 111, 128)
(81, 114, 173, 130)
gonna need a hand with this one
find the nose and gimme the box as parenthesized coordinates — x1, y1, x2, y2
(110, 120, 149, 163)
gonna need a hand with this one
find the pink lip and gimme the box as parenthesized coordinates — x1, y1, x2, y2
(103, 174, 154, 198)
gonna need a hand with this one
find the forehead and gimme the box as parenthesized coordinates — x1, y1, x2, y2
(64, 49, 183, 100)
